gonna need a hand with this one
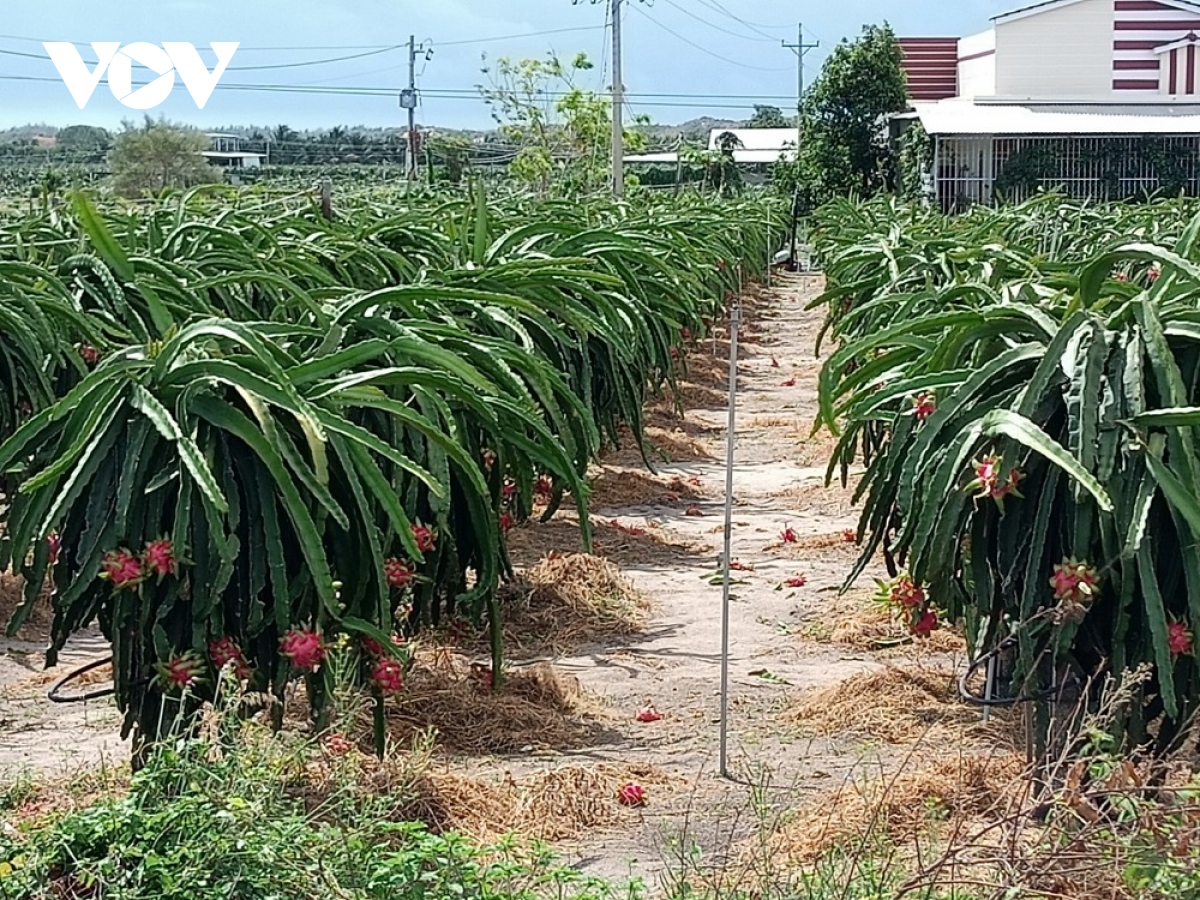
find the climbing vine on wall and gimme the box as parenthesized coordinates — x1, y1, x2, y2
(897, 122, 933, 206)
(993, 137, 1197, 202)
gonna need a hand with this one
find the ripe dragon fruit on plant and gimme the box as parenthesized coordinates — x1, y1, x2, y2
(371, 658, 404, 694)
(911, 391, 936, 423)
(411, 523, 436, 554)
(280, 628, 326, 671)
(1168, 620, 1193, 658)
(876, 572, 925, 610)
(99, 548, 144, 589)
(155, 651, 206, 692)
(966, 455, 1024, 509)
(911, 608, 939, 638)
(143, 538, 178, 579)
(384, 557, 415, 588)
(208, 636, 251, 680)
(1050, 558, 1099, 608)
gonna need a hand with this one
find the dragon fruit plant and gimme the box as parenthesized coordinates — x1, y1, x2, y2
(0, 190, 784, 763)
(815, 194, 1200, 758)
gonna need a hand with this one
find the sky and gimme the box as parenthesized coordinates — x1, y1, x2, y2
(1, 0, 1013, 132)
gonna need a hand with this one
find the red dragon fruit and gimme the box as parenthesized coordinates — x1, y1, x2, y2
(967, 455, 1024, 508)
(280, 628, 326, 671)
(636, 704, 663, 723)
(411, 523, 436, 554)
(502, 480, 517, 499)
(535, 474, 554, 499)
(78, 344, 101, 366)
(143, 538, 177, 578)
(99, 548, 143, 589)
(784, 575, 807, 588)
(155, 651, 206, 692)
(1168, 620, 1193, 658)
(208, 637, 251, 680)
(47, 532, 61, 566)
(779, 524, 799, 544)
(323, 732, 356, 756)
(1049, 558, 1099, 607)
(500, 511, 515, 532)
(618, 782, 646, 807)
(371, 658, 405, 694)
(911, 608, 939, 638)
(912, 392, 936, 422)
(891, 574, 926, 609)
(384, 557, 415, 588)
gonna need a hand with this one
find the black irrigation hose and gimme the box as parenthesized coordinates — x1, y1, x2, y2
(47, 656, 115, 703)
(958, 636, 1064, 707)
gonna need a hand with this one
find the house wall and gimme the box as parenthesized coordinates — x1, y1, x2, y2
(1113, 0, 1200, 95)
(958, 30, 997, 97)
(994, 0, 1114, 96)
(899, 37, 959, 100)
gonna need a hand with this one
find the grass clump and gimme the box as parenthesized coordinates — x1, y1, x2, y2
(0, 707, 633, 900)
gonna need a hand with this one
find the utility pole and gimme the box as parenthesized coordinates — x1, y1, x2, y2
(611, 0, 624, 198)
(401, 35, 430, 181)
(782, 24, 819, 122)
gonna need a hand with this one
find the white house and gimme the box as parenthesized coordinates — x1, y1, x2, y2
(624, 127, 799, 166)
(202, 133, 267, 169)
(897, 0, 1200, 206)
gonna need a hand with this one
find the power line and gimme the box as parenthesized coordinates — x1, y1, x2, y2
(626, 3, 791, 73)
(0, 27, 605, 53)
(0, 44, 406, 71)
(690, 0, 792, 35)
(654, 0, 777, 44)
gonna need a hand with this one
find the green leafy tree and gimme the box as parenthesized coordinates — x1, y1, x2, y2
(791, 23, 907, 210)
(748, 105, 790, 129)
(56, 125, 111, 153)
(428, 133, 473, 184)
(108, 118, 221, 198)
(478, 51, 648, 194)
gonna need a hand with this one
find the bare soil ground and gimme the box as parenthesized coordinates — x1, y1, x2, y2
(0, 274, 1000, 891)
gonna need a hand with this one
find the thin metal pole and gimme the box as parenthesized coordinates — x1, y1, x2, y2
(407, 35, 417, 181)
(611, 0, 625, 198)
(983, 655, 996, 723)
(719, 282, 741, 780)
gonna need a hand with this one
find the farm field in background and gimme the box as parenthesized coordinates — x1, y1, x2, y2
(2, 185, 1200, 899)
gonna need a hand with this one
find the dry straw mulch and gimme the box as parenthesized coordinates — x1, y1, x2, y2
(816, 600, 968, 657)
(786, 665, 1015, 746)
(759, 752, 1029, 865)
(580, 468, 708, 512)
(601, 425, 714, 466)
(408, 762, 677, 842)
(306, 739, 678, 844)
(379, 654, 611, 755)
(493, 553, 650, 658)
(506, 517, 712, 571)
